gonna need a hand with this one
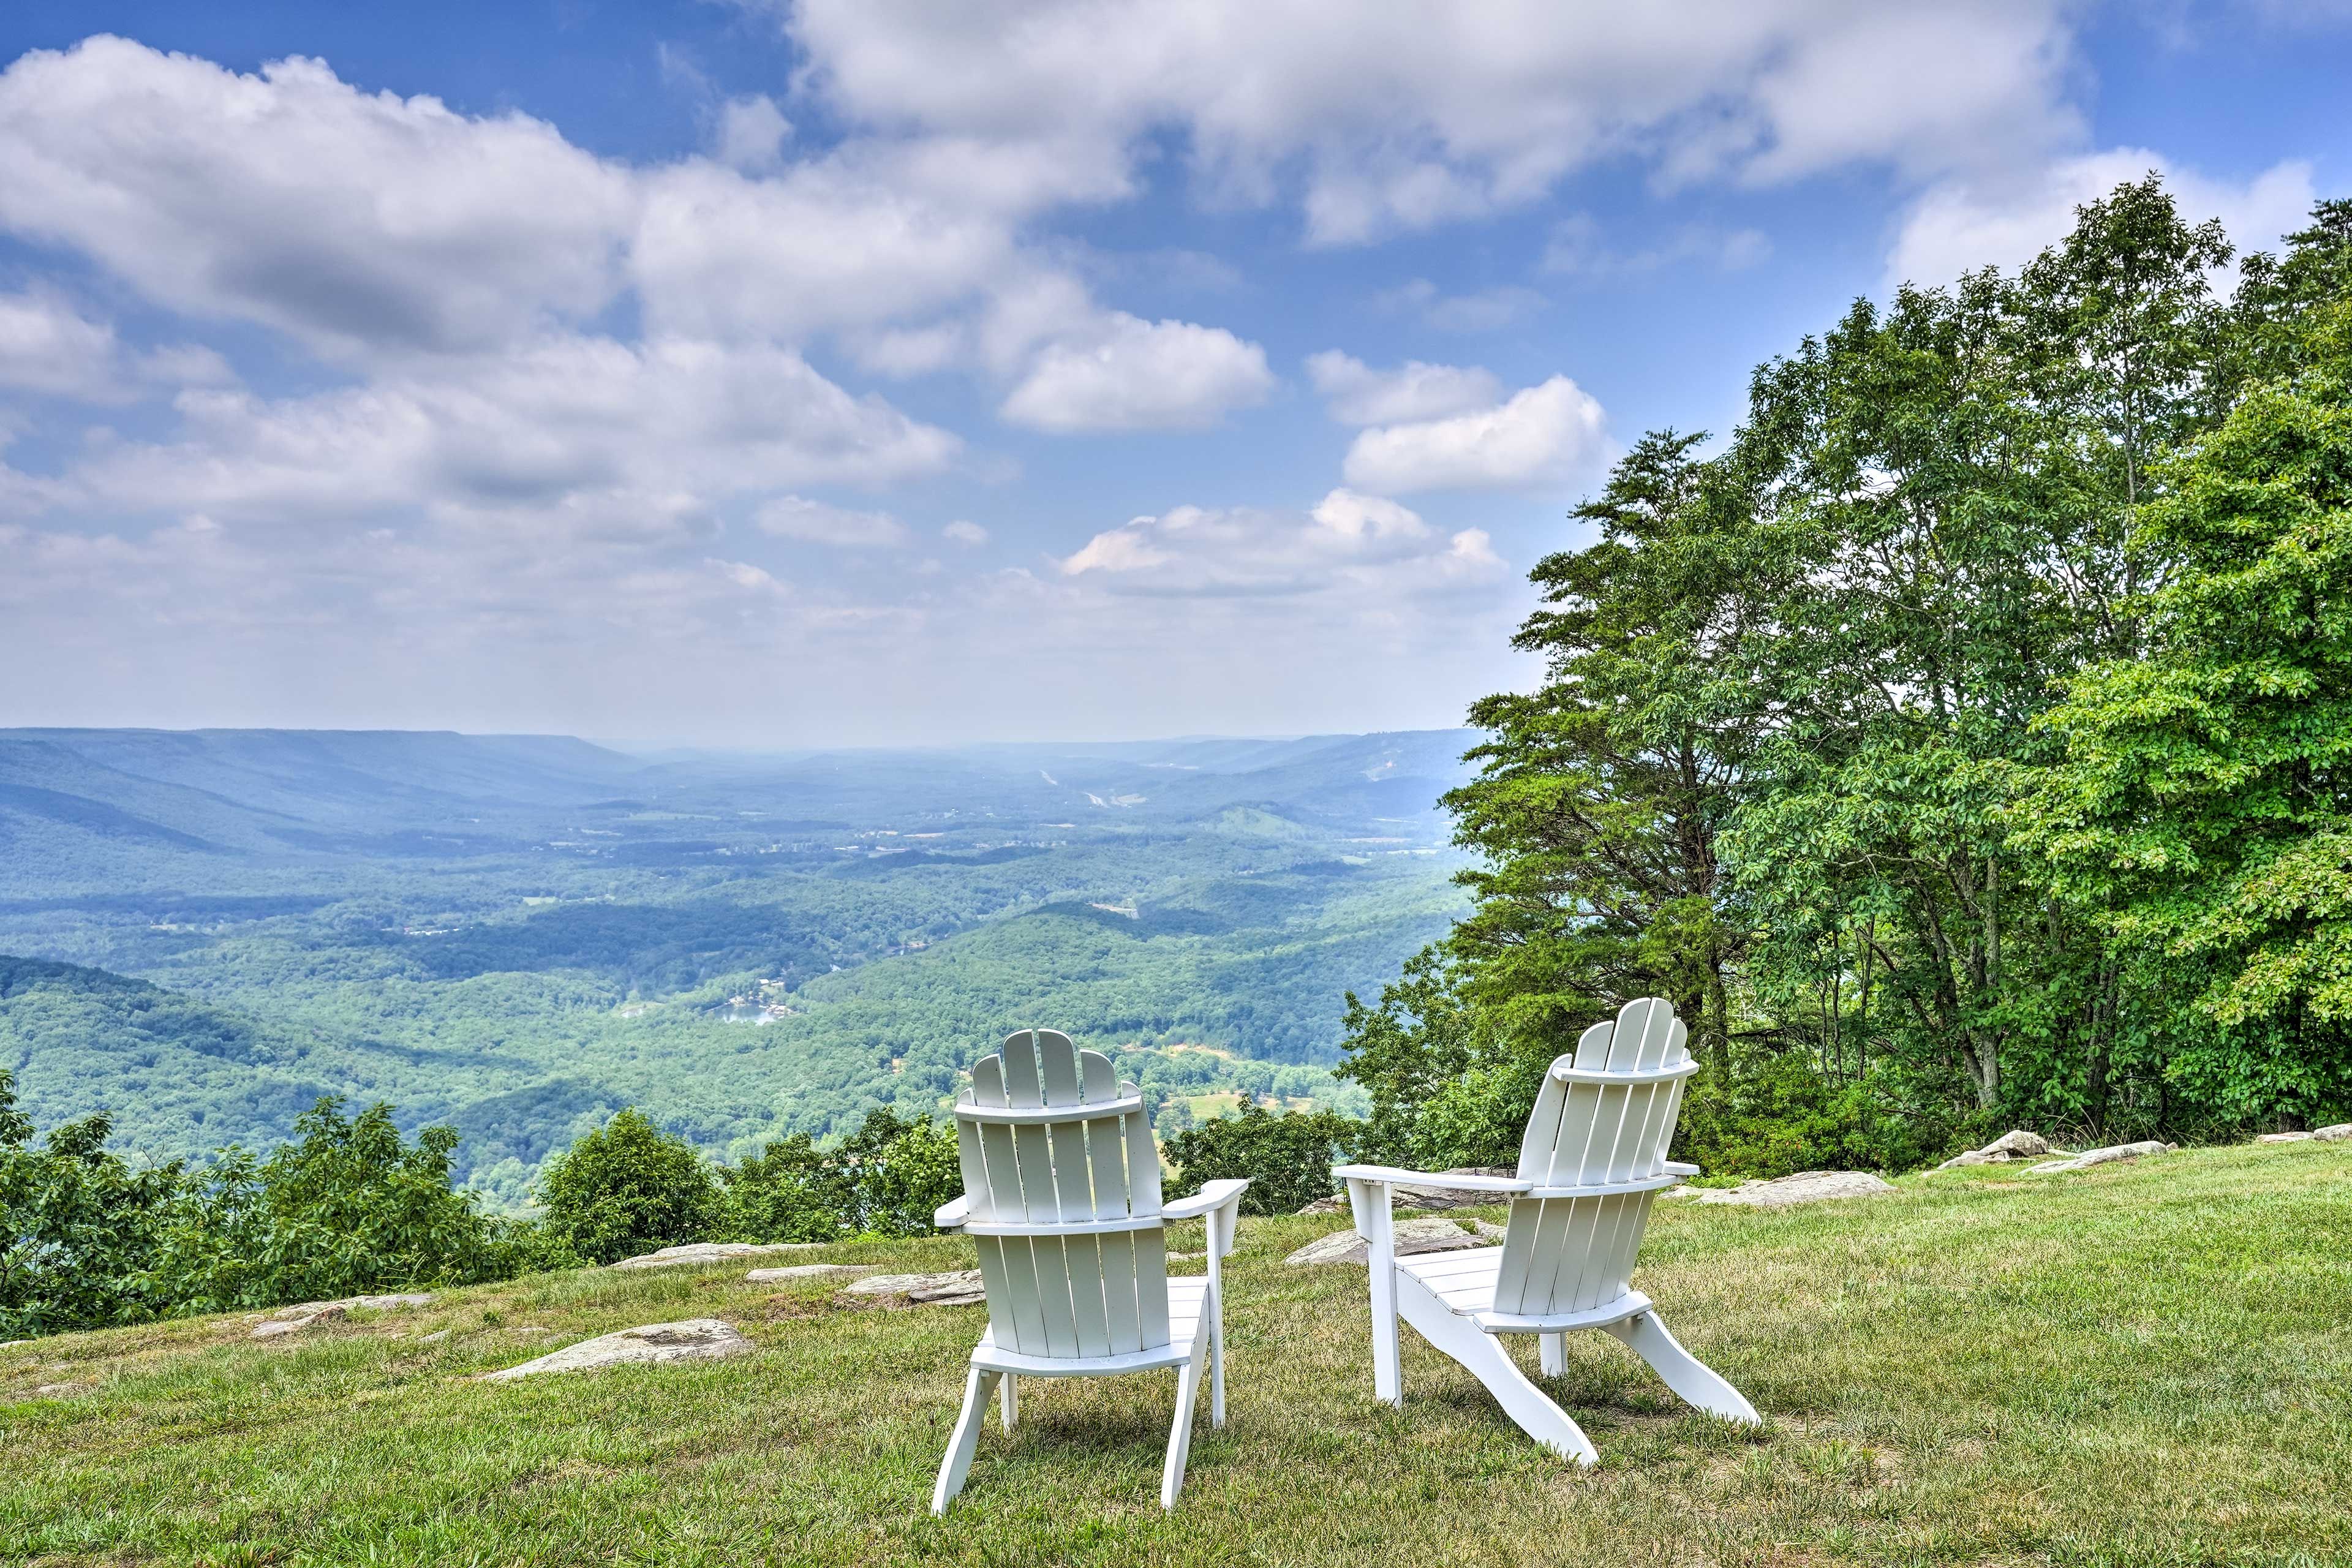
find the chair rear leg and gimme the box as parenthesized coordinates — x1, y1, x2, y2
(1396, 1275, 1597, 1466)
(1539, 1332, 1566, 1376)
(1604, 1309, 1760, 1426)
(1160, 1351, 1208, 1509)
(932, 1366, 1003, 1515)
(1000, 1371, 1018, 1431)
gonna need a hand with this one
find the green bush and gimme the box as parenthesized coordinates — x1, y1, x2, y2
(535, 1108, 722, 1264)
(718, 1107, 962, 1240)
(1163, 1104, 1359, 1216)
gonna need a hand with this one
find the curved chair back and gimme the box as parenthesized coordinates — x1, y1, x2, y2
(1490, 998, 1697, 1319)
(952, 1028, 1171, 1359)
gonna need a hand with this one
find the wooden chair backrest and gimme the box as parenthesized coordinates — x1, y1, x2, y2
(952, 1028, 1171, 1359)
(1490, 998, 1691, 1319)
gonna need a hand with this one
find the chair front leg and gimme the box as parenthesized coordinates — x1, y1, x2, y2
(932, 1365, 1002, 1515)
(1348, 1176, 1401, 1405)
(1000, 1370, 1018, 1431)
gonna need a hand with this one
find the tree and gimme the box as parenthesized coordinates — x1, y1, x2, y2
(2019, 291, 2352, 1125)
(537, 1107, 721, 1265)
(1163, 1104, 1358, 1217)
(0, 1072, 183, 1338)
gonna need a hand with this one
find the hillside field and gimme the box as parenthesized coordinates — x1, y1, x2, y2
(5, 1142, 2346, 1566)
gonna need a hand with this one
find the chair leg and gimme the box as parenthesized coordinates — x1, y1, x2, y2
(1000, 1371, 1018, 1431)
(932, 1366, 1002, 1515)
(1369, 1258, 1402, 1406)
(1160, 1351, 1207, 1509)
(1396, 1274, 1597, 1466)
(1604, 1309, 1760, 1426)
(1539, 1332, 1566, 1377)
(1208, 1279, 1227, 1428)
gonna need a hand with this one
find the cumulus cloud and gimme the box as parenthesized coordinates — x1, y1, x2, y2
(756, 496, 911, 548)
(1887, 150, 2318, 289)
(1306, 352, 1504, 425)
(0, 288, 132, 401)
(1054, 495, 1502, 603)
(715, 94, 792, 173)
(999, 312, 1273, 432)
(941, 519, 989, 545)
(0, 37, 637, 358)
(1341, 377, 1610, 494)
(786, 0, 2083, 243)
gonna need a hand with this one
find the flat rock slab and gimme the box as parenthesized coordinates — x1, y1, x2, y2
(2029, 1140, 2175, 1174)
(745, 1263, 879, 1283)
(609, 1243, 823, 1272)
(2256, 1125, 2352, 1144)
(1936, 1130, 2065, 1170)
(478, 1319, 751, 1381)
(250, 1293, 433, 1338)
(1684, 1171, 1896, 1208)
(1284, 1216, 1505, 1267)
(1297, 1167, 1517, 1216)
(841, 1270, 986, 1306)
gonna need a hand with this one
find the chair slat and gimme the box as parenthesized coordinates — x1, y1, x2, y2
(1038, 1029, 1084, 1106)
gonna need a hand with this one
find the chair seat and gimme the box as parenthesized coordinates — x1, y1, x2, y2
(1398, 1246, 1650, 1333)
(973, 1275, 1210, 1376)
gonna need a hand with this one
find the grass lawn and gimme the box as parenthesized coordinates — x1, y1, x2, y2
(5, 1142, 2349, 1566)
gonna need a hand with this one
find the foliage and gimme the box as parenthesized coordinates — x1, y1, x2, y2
(535, 1108, 723, 1265)
(1348, 178, 2352, 1170)
(1162, 1103, 1359, 1216)
(720, 1107, 963, 1240)
(0, 1069, 183, 1338)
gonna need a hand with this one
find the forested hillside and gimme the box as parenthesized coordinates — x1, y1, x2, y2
(0, 726, 1468, 1204)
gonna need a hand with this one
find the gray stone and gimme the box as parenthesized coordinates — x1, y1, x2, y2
(2319, 1124, 2352, 1142)
(477, 1319, 751, 1381)
(1283, 1216, 1506, 1267)
(249, 1292, 432, 1338)
(1687, 1170, 1896, 1208)
(608, 1242, 823, 1272)
(840, 1270, 987, 1306)
(1935, 1129, 2063, 1170)
(2028, 1140, 2174, 1174)
(1296, 1167, 1517, 1216)
(2256, 1131, 2314, 1144)
(745, 1263, 879, 1283)
(2260, 1125, 2352, 1144)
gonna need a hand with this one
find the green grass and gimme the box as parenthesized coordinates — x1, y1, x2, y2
(6, 1143, 2350, 1566)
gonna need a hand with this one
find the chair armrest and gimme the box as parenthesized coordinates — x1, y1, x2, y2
(1664, 1161, 1698, 1177)
(932, 1194, 970, 1230)
(1161, 1178, 1249, 1220)
(1331, 1164, 1532, 1193)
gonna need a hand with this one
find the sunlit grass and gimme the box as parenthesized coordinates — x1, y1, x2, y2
(4, 1143, 2348, 1566)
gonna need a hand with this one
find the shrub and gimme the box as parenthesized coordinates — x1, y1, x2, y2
(537, 1108, 721, 1264)
(719, 1108, 962, 1240)
(1163, 1104, 1359, 1216)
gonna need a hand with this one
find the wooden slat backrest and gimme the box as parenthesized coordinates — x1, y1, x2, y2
(1491, 1000, 1691, 1318)
(952, 1028, 1170, 1359)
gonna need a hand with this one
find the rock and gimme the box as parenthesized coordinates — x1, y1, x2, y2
(418, 1330, 451, 1343)
(478, 1319, 750, 1381)
(1295, 1167, 1518, 1216)
(2256, 1131, 2314, 1144)
(1283, 1216, 1506, 1267)
(34, 1383, 78, 1397)
(744, 1263, 878, 1283)
(1934, 1129, 2062, 1170)
(608, 1242, 823, 1272)
(840, 1270, 987, 1306)
(1688, 1171, 1896, 1208)
(2319, 1125, 2352, 1142)
(2027, 1140, 2175, 1174)
(248, 1292, 432, 1339)
(2260, 1125, 2352, 1144)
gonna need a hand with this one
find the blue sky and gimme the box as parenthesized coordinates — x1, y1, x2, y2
(0, 2, 2345, 745)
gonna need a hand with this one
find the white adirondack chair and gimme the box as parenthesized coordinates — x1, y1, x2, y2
(1333, 997, 1758, 1464)
(929, 1028, 1248, 1513)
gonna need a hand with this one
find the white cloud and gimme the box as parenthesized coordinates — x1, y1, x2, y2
(1887, 150, 2318, 289)
(942, 519, 989, 545)
(47, 335, 958, 527)
(715, 94, 792, 173)
(1309, 489, 1428, 539)
(1054, 495, 1502, 603)
(786, 0, 2083, 244)
(0, 287, 132, 401)
(1341, 377, 1610, 494)
(1305, 352, 1504, 425)
(756, 496, 911, 549)
(1000, 312, 1273, 432)
(1374, 279, 1548, 333)
(1542, 214, 1773, 276)
(0, 37, 636, 358)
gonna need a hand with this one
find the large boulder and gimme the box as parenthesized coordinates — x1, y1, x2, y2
(840, 1270, 987, 1306)
(1283, 1216, 1506, 1267)
(478, 1319, 751, 1381)
(745, 1263, 878, 1284)
(608, 1242, 822, 1272)
(1297, 1167, 1517, 1216)
(2256, 1125, 2352, 1144)
(1934, 1130, 2060, 1170)
(1684, 1171, 1896, 1208)
(2028, 1140, 2174, 1174)
(249, 1293, 432, 1339)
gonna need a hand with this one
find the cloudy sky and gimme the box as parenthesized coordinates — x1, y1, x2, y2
(0, 3, 2344, 745)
